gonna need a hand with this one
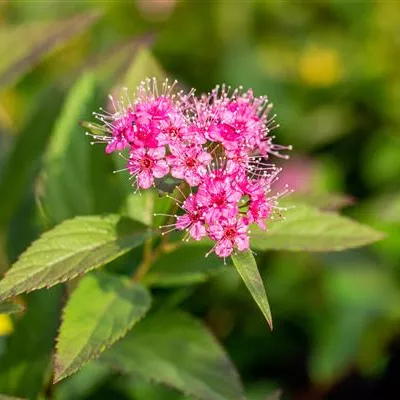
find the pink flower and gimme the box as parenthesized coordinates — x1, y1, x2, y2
(225, 149, 249, 175)
(208, 217, 250, 257)
(196, 171, 242, 222)
(247, 196, 272, 230)
(128, 147, 169, 189)
(90, 104, 135, 154)
(185, 124, 207, 145)
(104, 111, 134, 153)
(176, 194, 207, 240)
(131, 124, 160, 149)
(135, 96, 175, 126)
(88, 78, 292, 258)
(168, 145, 212, 186)
(157, 111, 189, 146)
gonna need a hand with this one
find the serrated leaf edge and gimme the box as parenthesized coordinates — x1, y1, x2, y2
(252, 207, 385, 252)
(53, 274, 152, 383)
(0, 215, 153, 301)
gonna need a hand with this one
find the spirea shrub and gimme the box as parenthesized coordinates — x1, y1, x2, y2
(0, 74, 383, 398)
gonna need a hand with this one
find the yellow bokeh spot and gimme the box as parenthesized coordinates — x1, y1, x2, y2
(0, 314, 14, 336)
(299, 46, 342, 87)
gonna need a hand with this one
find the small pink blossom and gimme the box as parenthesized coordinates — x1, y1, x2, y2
(168, 145, 212, 186)
(131, 124, 160, 149)
(196, 171, 242, 222)
(157, 111, 189, 146)
(175, 194, 207, 240)
(128, 147, 169, 189)
(208, 217, 250, 257)
(225, 149, 249, 174)
(247, 196, 273, 230)
(135, 96, 175, 126)
(105, 109, 135, 154)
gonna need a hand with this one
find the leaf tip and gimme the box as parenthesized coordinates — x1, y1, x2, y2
(52, 357, 64, 384)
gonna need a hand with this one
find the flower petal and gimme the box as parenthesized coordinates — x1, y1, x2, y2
(148, 146, 166, 159)
(189, 222, 206, 240)
(215, 239, 233, 257)
(207, 223, 224, 240)
(176, 214, 191, 230)
(235, 234, 249, 251)
(153, 160, 169, 178)
(171, 165, 185, 179)
(138, 170, 154, 189)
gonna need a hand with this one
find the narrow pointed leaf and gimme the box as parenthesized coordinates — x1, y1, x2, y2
(0, 302, 23, 315)
(0, 215, 151, 301)
(231, 250, 272, 329)
(40, 73, 98, 223)
(0, 86, 65, 228)
(0, 12, 100, 88)
(251, 203, 384, 252)
(122, 47, 166, 89)
(54, 271, 151, 382)
(100, 311, 245, 400)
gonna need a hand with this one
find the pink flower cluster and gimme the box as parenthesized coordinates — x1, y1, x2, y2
(87, 78, 291, 258)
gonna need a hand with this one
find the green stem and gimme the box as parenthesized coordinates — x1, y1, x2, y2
(133, 240, 180, 281)
(133, 182, 190, 281)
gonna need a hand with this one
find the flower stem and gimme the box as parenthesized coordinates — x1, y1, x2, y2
(133, 240, 180, 281)
(132, 240, 160, 282)
(133, 182, 190, 281)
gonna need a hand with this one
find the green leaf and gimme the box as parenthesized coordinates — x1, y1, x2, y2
(251, 203, 384, 252)
(247, 383, 281, 400)
(100, 311, 245, 400)
(40, 73, 98, 223)
(0, 302, 23, 315)
(54, 271, 151, 382)
(143, 246, 224, 287)
(122, 192, 154, 226)
(92, 35, 154, 85)
(0, 395, 26, 400)
(122, 47, 166, 89)
(54, 362, 109, 400)
(0, 287, 62, 398)
(121, 377, 190, 400)
(0, 215, 152, 301)
(231, 251, 272, 329)
(290, 192, 354, 211)
(0, 12, 100, 88)
(0, 86, 65, 228)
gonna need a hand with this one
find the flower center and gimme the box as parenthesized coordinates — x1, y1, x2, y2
(168, 127, 180, 138)
(225, 227, 236, 239)
(213, 194, 226, 207)
(185, 157, 197, 168)
(220, 123, 238, 141)
(190, 211, 200, 222)
(140, 156, 153, 170)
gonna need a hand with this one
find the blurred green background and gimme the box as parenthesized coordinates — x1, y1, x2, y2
(0, 1, 399, 399)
